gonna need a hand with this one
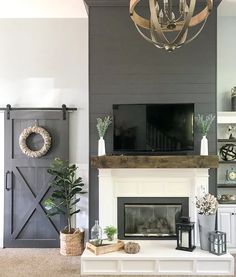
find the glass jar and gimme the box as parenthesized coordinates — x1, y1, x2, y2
(91, 220, 102, 246)
(231, 87, 236, 111)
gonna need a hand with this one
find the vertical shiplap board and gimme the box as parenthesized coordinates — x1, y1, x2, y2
(88, 5, 217, 229)
(0, 112, 4, 248)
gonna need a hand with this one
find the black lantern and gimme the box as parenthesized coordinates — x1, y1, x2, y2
(209, 231, 227, 256)
(176, 218, 196, 252)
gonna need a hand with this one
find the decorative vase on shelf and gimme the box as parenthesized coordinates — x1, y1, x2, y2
(200, 135, 208, 155)
(198, 213, 216, 251)
(96, 116, 112, 156)
(91, 220, 103, 246)
(98, 137, 106, 156)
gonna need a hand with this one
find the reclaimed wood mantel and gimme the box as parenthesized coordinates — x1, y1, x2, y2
(91, 155, 219, 169)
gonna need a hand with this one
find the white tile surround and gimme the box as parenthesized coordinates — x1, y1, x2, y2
(98, 168, 210, 240)
(81, 167, 234, 276)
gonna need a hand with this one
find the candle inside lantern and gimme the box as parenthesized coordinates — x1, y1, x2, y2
(181, 231, 189, 248)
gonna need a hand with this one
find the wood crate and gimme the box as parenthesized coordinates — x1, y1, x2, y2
(86, 240, 125, 255)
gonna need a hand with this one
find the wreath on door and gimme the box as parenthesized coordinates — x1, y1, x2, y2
(19, 125, 52, 158)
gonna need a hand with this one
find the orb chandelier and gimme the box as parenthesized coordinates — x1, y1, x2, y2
(130, 0, 213, 52)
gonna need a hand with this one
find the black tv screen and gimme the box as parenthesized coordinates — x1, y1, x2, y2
(113, 104, 194, 153)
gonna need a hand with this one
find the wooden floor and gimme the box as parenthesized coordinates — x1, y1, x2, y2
(0, 248, 235, 277)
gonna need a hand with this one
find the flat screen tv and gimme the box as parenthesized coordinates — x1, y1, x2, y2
(113, 104, 194, 154)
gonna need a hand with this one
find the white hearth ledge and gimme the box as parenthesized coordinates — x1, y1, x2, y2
(81, 240, 234, 275)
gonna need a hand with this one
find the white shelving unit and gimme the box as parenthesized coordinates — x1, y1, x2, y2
(217, 112, 236, 248)
(218, 204, 236, 248)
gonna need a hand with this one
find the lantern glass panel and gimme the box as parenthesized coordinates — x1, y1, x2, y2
(191, 226, 195, 248)
(181, 230, 189, 248)
(209, 231, 227, 256)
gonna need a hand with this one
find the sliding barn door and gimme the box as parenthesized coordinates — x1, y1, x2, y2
(4, 110, 69, 248)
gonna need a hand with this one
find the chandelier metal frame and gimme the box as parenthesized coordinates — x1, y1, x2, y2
(130, 0, 213, 51)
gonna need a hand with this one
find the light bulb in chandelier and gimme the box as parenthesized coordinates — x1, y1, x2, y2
(130, 0, 213, 52)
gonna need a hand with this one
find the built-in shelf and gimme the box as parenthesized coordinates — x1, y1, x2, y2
(218, 184, 236, 188)
(91, 155, 219, 169)
(218, 139, 236, 142)
(219, 200, 236, 205)
(218, 111, 236, 124)
(219, 161, 236, 164)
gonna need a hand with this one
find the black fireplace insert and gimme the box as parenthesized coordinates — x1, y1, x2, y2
(117, 197, 189, 240)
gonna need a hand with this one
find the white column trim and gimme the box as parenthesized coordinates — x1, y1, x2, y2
(0, 112, 4, 248)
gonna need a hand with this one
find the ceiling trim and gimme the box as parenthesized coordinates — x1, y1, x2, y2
(84, 0, 222, 7)
(83, 0, 129, 7)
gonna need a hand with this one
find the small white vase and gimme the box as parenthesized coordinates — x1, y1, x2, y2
(98, 137, 106, 156)
(200, 135, 208, 155)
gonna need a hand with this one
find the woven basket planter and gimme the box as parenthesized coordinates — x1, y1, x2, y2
(60, 229, 85, 256)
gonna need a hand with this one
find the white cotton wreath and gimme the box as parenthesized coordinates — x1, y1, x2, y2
(19, 125, 51, 158)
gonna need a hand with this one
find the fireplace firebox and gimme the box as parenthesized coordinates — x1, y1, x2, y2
(118, 197, 189, 240)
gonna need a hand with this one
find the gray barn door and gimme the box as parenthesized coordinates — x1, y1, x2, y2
(4, 110, 69, 248)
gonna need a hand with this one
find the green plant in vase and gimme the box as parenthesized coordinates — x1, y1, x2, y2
(195, 114, 215, 137)
(104, 225, 117, 241)
(195, 114, 215, 155)
(96, 115, 112, 156)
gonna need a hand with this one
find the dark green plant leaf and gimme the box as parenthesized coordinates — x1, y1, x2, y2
(70, 209, 80, 216)
(68, 187, 83, 198)
(70, 198, 80, 206)
(47, 211, 61, 217)
(52, 191, 66, 199)
(55, 207, 66, 215)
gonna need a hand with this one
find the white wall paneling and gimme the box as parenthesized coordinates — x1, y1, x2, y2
(0, 18, 89, 247)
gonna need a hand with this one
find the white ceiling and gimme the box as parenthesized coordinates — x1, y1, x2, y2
(218, 0, 236, 16)
(0, 0, 87, 18)
(0, 1, 234, 19)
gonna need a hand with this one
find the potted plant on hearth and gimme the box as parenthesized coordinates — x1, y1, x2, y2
(104, 225, 117, 241)
(195, 114, 215, 155)
(43, 158, 86, 256)
(195, 193, 218, 251)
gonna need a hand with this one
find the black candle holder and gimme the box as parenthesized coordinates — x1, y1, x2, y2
(176, 221, 196, 252)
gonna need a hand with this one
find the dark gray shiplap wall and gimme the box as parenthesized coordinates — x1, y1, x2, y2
(88, 5, 217, 230)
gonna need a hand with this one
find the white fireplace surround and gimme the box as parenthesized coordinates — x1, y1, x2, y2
(98, 168, 209, 241)
(81, 167, 234, 276)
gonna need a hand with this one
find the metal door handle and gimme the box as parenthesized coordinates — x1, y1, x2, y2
(5, 170, 11, 191)
(232, 213, 235, 216)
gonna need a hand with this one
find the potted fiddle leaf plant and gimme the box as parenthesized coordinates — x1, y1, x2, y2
(43, 158, 86, 256)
